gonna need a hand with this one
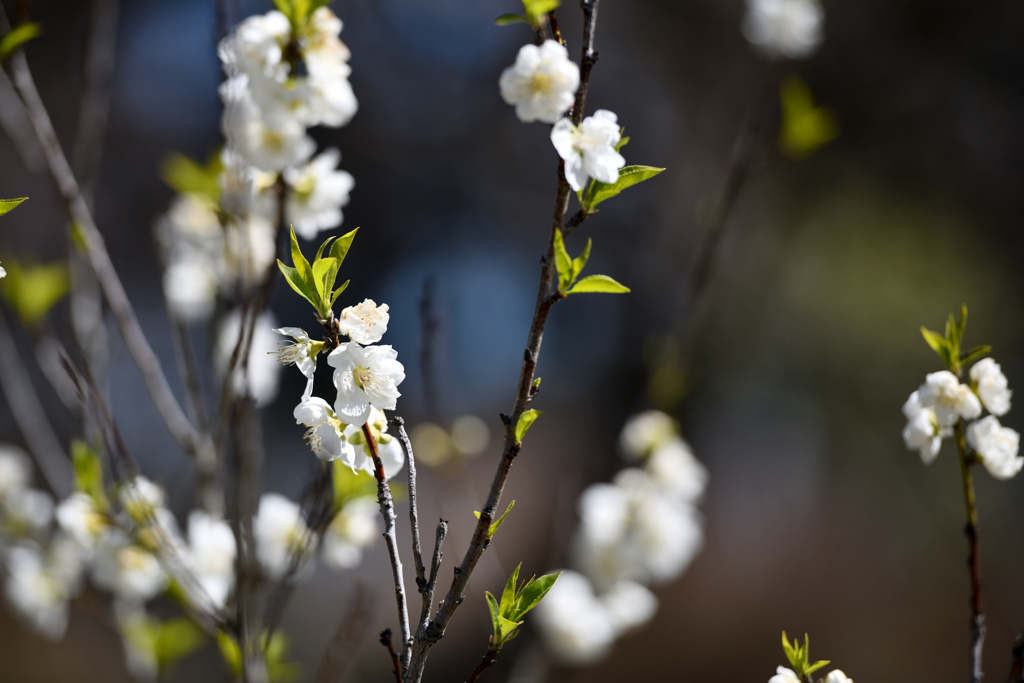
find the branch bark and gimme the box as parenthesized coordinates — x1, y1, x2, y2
(955, 420, 985, 683)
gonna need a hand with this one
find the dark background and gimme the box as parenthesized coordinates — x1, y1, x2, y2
(2, 0, 1024, 680)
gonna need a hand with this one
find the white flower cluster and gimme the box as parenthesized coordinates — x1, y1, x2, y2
(157, 6, 356, 323)
(902, 360, 1021, 480)
(742, 0, 824, 60)
(534, 410, 707, 665)
(498, 40, 627, 193)
(770, 667, 853, 683)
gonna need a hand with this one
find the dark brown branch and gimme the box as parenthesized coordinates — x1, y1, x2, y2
(381, 629, 404, 683)
(391, 416, 426, 590)
(570, 0, 600, 128)
(1008, 634, 1023, 682)
(465, 646, 502, 683)
(365, 423, 412, 669)
(955, 420, 985, 683)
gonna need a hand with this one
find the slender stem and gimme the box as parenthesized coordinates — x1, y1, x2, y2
(419, 520, 448, 632)
(380, 629, 404, 683)
(1008, 634, 1023, 682)
(392, 416, 426, 591)
(364, 422, 412, 670)
(955, 420, 985, 683)
(465, 646, 502, 683)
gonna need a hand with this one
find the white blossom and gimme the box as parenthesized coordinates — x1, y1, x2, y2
(824, 671, 853, 683)
(550, 110, 626, 192)
(301, 7, 359, 127)
(970, 358, 1012, 416)
(619, 410, 677, 459)
(55, 493, 107, 551)
(185, 511, 237, 609)
(901, 390, 946, 465)
(339, 299, 390, 345)
(293, 395, 355, 462)
(340, 407, 405, 478)
(917, 371, 982, 426)
(322, 496, 379, 570)
(598, 580, 658, 634)
(2, 488, 55, 540)
(328, 342, 405, 425)
(645, 437, 708, 503)
(768, 667, 801, 683)
(4, 545, 70, 640)
(217, 10, 290, 84)
(163, 257, 219, 322)
(253, 493, 313, 581)
(216, 310, 283, 408)
(220, 75, 315, 173)
(533, 570, 617, 666)
(967, 416, 1023, 480)
(499, 40, 580, 124)
(91, 530, 168, 603)
(0, 445, 30, 499)
(118, 476, 166, 526)
(742, 0, 824, 60)
(274, 327, 323, 380)
(284, 149, 355, 240)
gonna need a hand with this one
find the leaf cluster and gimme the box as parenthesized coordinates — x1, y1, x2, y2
(781, 632, 829, 682)
(920, 304, 989, 374)
(0, 258, 71, 326)
(273, 0, 332, 32)
(485, 564, 560, 648)
(217, 631, 300, 682)
(553, 228, 629, 296)
(494, 0, 560, 28)
(123, 615, 205, 679)
(278, 226, 356, 321)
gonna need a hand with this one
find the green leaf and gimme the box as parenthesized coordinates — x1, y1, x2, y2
(278, 261, 319, 310)
(0, 23, 42, 62)
(216, 632, 243, 679)
(571, 238, 592, 282)
(289, 226, 317, 290)
(522, 0, 559, 26)
(71, 439, 108, 509)
(920, 327, 946, 355)
(781, 632, 798, 670)
(273, 0, 293, 18)
(615, 135, 630, 152)
(311, 256, 339, 300)
(583, 165, 665, 212)
(315, 236, 336, 261)
(332, 461, 376, 510)
(155, 618, 205, 671)
(804, 660, 831, 677)
(328, 227, 359, 268)
(500, 563, 521, 616)
(0, 197, 27, 216)
(778, 76, 838, 160)
(567, 274, 630, 295)
(487, 500, 515, 539)
(265, 631, 301, 682)
(330, 279, 350, 307)
(486, 591, 501, 638)
(553, 228, 573, 291)
(497, 615, 522, 641)
(512, 571, 560, 620)
(494, 13, 527, 25)
(159, 152, 222, 200)
(962, 345, 992, 367)
(514, 409, 541, 442)
(0, 259, 71, 326)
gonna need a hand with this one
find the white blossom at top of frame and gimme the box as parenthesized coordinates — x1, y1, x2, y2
(1, 488, 55, 541)
(970, 358, 1012, 416)
(217, 10, 290, 83)
(823, 671, 853, 683)
(284, 149, 355, 241)
(301, 8, 358, 127)
(533, 570, 617, 666)
(322, 496, 379, 570)
(551, 110, 626, 192)
(741, 0, 824, 60)
(56, 493, 107, 551)
(917, 371, 982, 426)
(328, 342, 405, 426)
(598, 580, 658, 635)
(253, 492, 314, 581)
(967, 415, 1023, 480)
(185, 511, 237, 610)
(274, 327, 322, 380)
(215, 310, 282, 408)
(499, 40, 580, 124)
(341, 407, 405, 479)
(4, 544, 70, 640)
(294, 395, 356, 463)
(645, 437, 708, 503)
(0, 445, 30, 500)
(91, 529, 168, 603)
(220, 75, 315, 173)
(339, 299, 390, 345)
(163, 256, 219, 322)
(768, 667, 801, 683)
(619, 410, 678, 459)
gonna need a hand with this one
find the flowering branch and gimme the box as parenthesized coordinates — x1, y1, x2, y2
(954, 419, 986, 683)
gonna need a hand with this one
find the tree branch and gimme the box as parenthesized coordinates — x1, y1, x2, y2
(465, 646, 502, 683)
(418, 519, 447, 632)
(391, 416, 426, 591)
(380, 628, 404, 683)
(955, 420, 985, 683)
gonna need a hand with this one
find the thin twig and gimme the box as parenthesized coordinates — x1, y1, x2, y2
(365, 423, 412, 669)
(465, 646, 501, 683)
(392, 416, 426, 590)
(381, 629, 404, 683)
(419, 519, 448, 631)
(1008, 634, 1023, 682)
(0, 306, 72, 496)
(955, 420, 986, 683)
(72, 0, 119, 203)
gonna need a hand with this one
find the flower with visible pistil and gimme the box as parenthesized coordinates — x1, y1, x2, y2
(327, 342, 405, 426)
(551, 110, 626, 192)
(274, 327, 324, 381)
(339, 299, 390, 345)
(294, 395, 355, 462)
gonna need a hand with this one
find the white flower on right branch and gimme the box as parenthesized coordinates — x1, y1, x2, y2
(328, 342, 405, 426)
(824, 671, 854, 683)
(768, 667, 801, 683)
(339, 299, 390, 345)
(970, 358, 1012, 416)
(499, 40, 580, 124)
(917, 371, 982, 426)
(967, 415, 1023, 480)
(551, 110, 626, 192)
(742, 0, 824, 60)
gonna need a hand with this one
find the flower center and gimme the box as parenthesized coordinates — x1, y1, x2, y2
(530, 72, 554, 94)
(353, 366, 373, 391)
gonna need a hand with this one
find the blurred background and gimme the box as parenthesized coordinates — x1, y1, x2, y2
(2, 0, 1024, 680)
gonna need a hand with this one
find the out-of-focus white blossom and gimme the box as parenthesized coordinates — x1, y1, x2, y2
(901, 390, 947, 465)
(253, 493, 313, 581)
(645, 437, 708, 503)
(967, 415, 1023, 480)
(918, 371, 982, 426)
(450, 415, 490, 456)
(742, 0, 824, 60)
(499, 40, 580, 124)
(185, 511, 236, 609)
(340, 407, 405, 479)
(119, 477, 166, 526)
(328, 342, 405, 425)
(339, 299, 390, 345)
(163, 257, 219, 322)
(0, 445, 30, 499)
(598, 579, 658, 634)
(768, 667, 801, 683)
(216, 310, 283, 408)
(619, 410, 677, 459)
(91, 530, 168, 603)
(551, 110, 626, 192)
(220, 76, 315, 173)
(533, 570, 617, 666)
(217, 11, 290, 84)
(284, 149, 354, 240)
(4, 545, 70, 640)
(302, 8, 359, 127)
(1, 488, 54, 540)
(970, 358, 1012, 416)
(55, 493, 107, 551)
(294, 396, 355, 462)
(824, 671, 853, 683)
(322, 496, 379, 570)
